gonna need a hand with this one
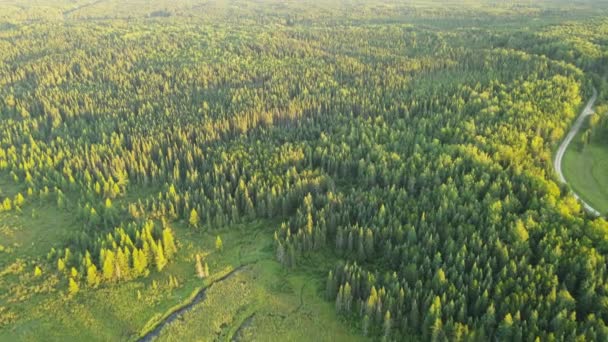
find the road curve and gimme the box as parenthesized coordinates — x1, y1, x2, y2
(553, 87, 601, 216)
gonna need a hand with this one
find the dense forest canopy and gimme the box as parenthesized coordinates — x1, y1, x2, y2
(3, 0, 608, 341)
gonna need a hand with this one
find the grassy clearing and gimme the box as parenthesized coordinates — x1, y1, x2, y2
(0, 220, 263, 341)
(0, 203, 77, 263)
(562, 118, 608, 215)
(0, 183, 78, 334)
(154, 260, 365, 342)
(0, 218, 361, 341)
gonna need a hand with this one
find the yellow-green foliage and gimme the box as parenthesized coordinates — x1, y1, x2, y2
(68, 277, 80, 296)
(215, 236, 223, 253)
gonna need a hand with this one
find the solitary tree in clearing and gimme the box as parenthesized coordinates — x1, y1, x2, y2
(215, 236, 223, 252)
(195, 254, 206, 278)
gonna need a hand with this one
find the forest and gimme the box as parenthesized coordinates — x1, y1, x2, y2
(3, 0, 608, 341)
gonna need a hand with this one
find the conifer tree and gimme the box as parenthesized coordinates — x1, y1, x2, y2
(195, 254, 205, 278)
(276, 241, 286, 265)
(87, 264, 100, 288)
(163, 228, 177, 258)
(2, 198, 11, 211)
(215, 235, 223, 252)
(431, 318, 446, 342)
(409, 299, 420, 334)
(326, 270, 337, 300)
(116, 248, 129, 280)
(336, 285, 344, 313)
(68, 278, 80, 296)
(155, 242, 167, 271)
(14, 193, 24, 207)
(497, 313, 514, 341)
(383, 311, 392, 341)
(103, 250, 115, 281)
(189, 208, 200, 228)
(362, 314, 370, 336)
(133, 249, 148, 276)
(203, 262, 209, 277)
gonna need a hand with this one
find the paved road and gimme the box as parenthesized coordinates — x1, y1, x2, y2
(554, 88, 601, 216)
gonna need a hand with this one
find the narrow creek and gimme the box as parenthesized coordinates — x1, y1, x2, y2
(230, 313, 256, 341)
(138, 265, 247, 342)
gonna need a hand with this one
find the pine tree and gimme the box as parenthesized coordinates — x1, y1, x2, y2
(336, 285, 344, 313)
(2, 197, 12, 211)
(424, 297, 442, 340)
(431, 318, 447, 342)
(68, 277, 80, 296)
(168, 275, 179, 288)
(362, 314, 370, 336)
(64, 248, 71, 264)
(87, 264, 100, 287)
(497, 313, 514, 341)
(364, 228, 374, 257)
(57, 258, 65, 272)
(276, 241, 286, 266)
(155, 242, 167, 271)
(70, 267, 78, 278)
(433, 268, 447, 291)
(133, 249, 148, 275)
(336, 227, 344, 252)
(195, 254, 205, 278)
(84, 251, 93, 267)
(357, 239, 366, 261)
(287, 243, 296, 268)
(306, 212, 313, 236)
(103, 250, 115, 281)
(409, 298, 420, 333)
(215, 235, 223, 252)
(14, 192, 25, 207)
(383, 310, 392, 341)
(142, 241, 153, 266)
(189, 208, 200, 228)
(163, 228, 177, 258)
(116, 248, 130, 280)
(326, 270, 337, 300)
(343, 282, 353, 313)
(34, 266, 42, 277)
(366, 286, 378, 317)
(141, 248, 150, 275)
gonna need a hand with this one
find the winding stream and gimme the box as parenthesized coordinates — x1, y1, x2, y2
(138, 265, 246, 342)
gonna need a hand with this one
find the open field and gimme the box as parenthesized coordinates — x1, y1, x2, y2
(152, 260, 365, 342)
(563, 124, 608, 215)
